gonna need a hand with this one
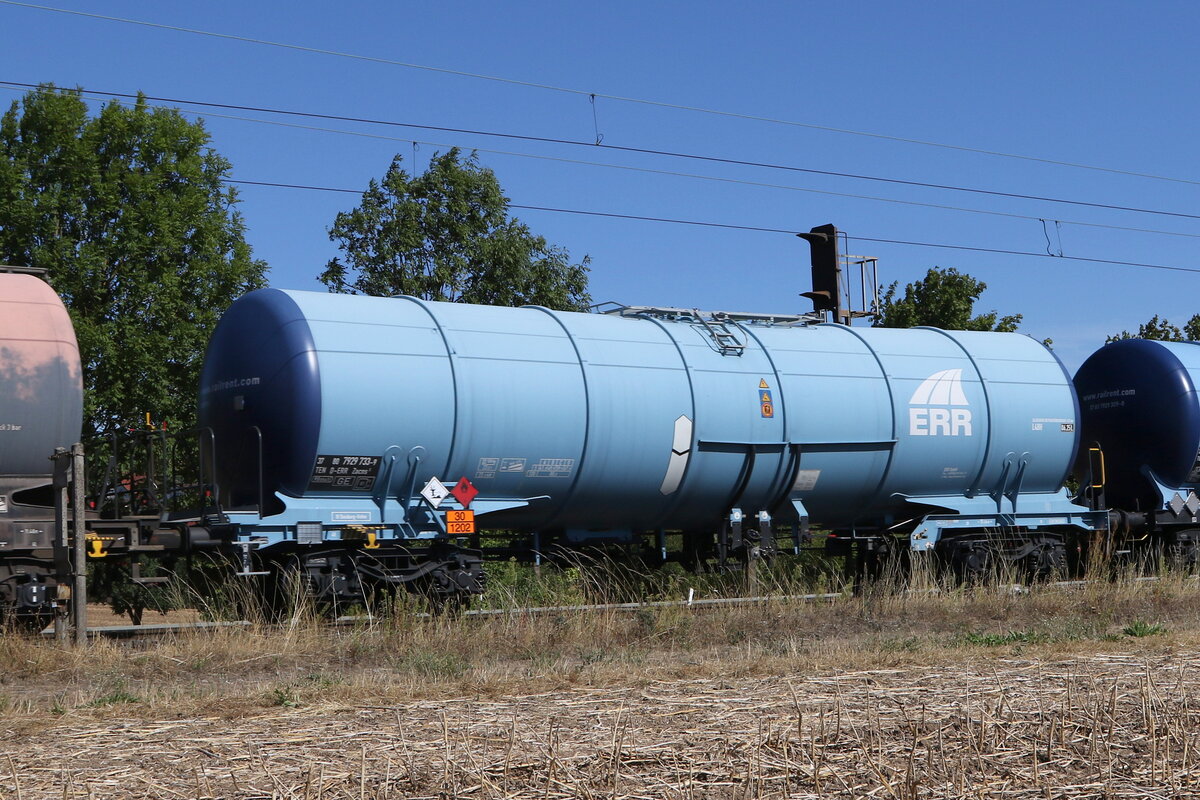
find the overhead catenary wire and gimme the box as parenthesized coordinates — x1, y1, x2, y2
(230, 179, 796, 234)
(4, 80, 1198, 275)
(849, 235, 1200, 275)
(3, 0, 1198, 189)
(4, 80, 1200, 226)
(227, 178, 1200, 276)
(3, 83, 1192, 243)
(42, 86, 1200, 244)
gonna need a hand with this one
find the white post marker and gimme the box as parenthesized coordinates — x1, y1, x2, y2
(420, 477, 450, 508)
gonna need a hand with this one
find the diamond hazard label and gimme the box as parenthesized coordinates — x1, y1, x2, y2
(420, 477, 450, 508)
(450, 477, 479, 509)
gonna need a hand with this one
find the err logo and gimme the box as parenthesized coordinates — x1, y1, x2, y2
(909, 368, 973, 436)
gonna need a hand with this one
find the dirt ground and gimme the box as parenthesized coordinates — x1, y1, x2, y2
(81, 603, 201, 627)
(3, 646, 1198, 799)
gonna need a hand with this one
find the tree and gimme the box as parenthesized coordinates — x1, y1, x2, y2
(873, 267, 1021, 331)
(321, 148, 591, 311)
(0, 86, 267, 441)
(1107, 314, 1200, 343)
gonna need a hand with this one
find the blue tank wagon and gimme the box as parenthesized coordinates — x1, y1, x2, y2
(1074, 339, 1200, 564)
(195, 289, 1105, 602)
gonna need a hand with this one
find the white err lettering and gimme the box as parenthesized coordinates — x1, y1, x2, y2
(910, 408, 972, 436)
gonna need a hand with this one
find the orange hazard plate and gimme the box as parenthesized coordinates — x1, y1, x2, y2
(446, 509, 476, 534)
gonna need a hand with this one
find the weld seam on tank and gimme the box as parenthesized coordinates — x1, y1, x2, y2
(397, 296, 461, 482)
(735, 320, 796, 515)
(816, 322, 900, 522)
(636, 312, 699, 531)
(917, 327, 996, 500)
(1044, 335, 1084, 489)
(287, 321, 323, 500)
(519, 305, 593, 531)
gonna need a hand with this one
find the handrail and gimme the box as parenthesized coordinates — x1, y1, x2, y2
(193, 426, 220, 513)
(249, 426, 264, 515)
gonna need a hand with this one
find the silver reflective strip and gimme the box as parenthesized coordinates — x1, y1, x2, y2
(660, 415, 693, 495)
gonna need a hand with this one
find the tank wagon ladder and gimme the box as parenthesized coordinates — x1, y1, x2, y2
(692, 311, 746, 356)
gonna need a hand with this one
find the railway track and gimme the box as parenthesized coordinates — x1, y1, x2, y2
(47, 591, 844, 640)
(39, 575, 1188, 640)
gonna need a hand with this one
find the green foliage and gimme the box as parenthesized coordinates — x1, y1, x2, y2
(873, 267, 1021, 331)
(878, 636, 922, 653)
(268, 685, 301, 708)
(0, 85, 268, 440)
(87, 688, 141, 707)
(322, 148, 591, 310)
(389, 648, 469, 679)
(480, 559, 587, 607)
(177, 554, 249, 621)
(963, 630, 1048, 646)
(303, 672, 343, 689)
(1122, 620, 1166, 637)
(264, 673, 345, 709)
(1107, 314, 1200, 343)
(88, 556, 180, 625)
(86, 677, 140, 707)
(476, 540, 842, 610)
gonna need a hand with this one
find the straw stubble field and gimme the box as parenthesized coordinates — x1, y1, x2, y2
(3, 576, 1200, 799)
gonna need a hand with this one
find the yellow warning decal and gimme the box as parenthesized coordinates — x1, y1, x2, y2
(759, 379, 769, 389)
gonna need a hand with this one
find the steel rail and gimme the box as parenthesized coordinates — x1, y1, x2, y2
(50, 591, 844, 639)
(43, 576, 1187, 639)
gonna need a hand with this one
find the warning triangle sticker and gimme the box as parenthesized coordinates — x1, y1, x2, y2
(759, 379, 769, 389)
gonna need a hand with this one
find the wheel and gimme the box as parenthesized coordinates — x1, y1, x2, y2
(943, 539, 993, 584)
(1165, 529, 1200, 573)
(0, 573, 56, 633)
(1023, 539, 1067, 581)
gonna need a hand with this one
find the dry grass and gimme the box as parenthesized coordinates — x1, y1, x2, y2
(2, 568, 1200, 797)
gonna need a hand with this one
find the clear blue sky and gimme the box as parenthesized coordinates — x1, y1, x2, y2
(4, 0, 1197, 370)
